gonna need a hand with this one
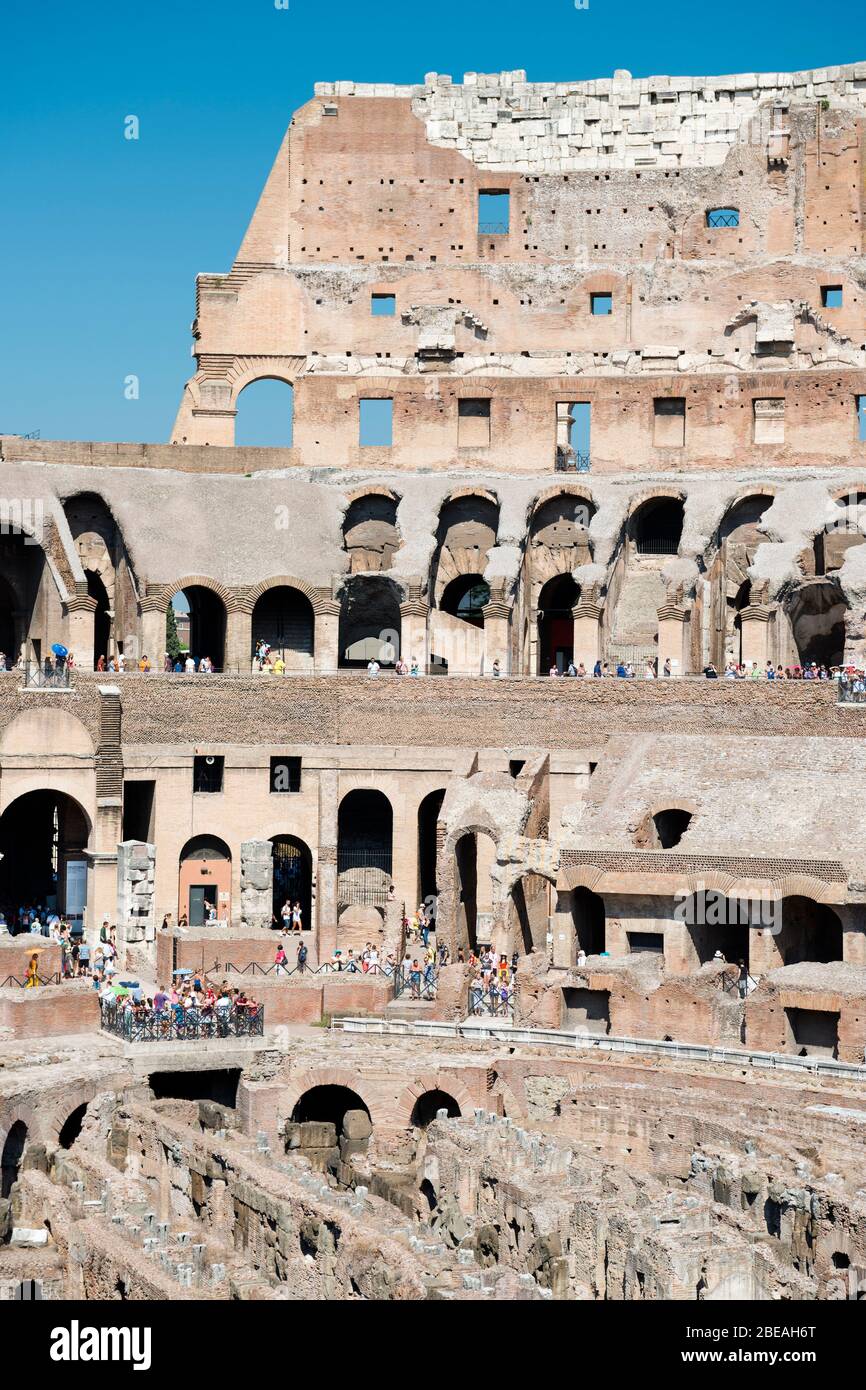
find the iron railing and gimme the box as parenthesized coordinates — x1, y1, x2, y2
(717, 969, 758, 997)
(208, 959, 390, 979)
(467, 983, 515, 1018)
(1, 972, 62, 988)
(635, 538, 680, 555)
(100, 1001, 264, 1041)
(24, 662, 71, 689)
(394, 965, 438, 1001)
(555, 448, 591, 473)
(336, 850, 393, 907)
(707, 209, 739, 228)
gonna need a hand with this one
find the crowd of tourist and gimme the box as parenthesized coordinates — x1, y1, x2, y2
(101, 975, 262, 1032)
(466, 948, 517, 1014)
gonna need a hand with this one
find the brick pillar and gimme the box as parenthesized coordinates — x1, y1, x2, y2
(552, 886, 575, 968)
(92, 684, 124, 938)
(314, 600, 340, 673)
(483, 599, 512, 675)
(317, 768, 339, 960)
(739, 604, 773, 670)
(399, 594, 428, 671)
(572, 599, 603, 673)
(750, 921, 784, 977)
(140, 594, 167, 669)
(657, 603, 691, 676)
(226, 606, 252, 673)
(64, 595, 97, 673)
(840, 903, 866, 966)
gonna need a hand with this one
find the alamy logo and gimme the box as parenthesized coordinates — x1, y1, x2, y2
(50, 1321, 152, 1371)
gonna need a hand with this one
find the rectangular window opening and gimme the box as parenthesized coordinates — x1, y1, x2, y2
(858, 396, 866, 443)
(591, 292, 613, 316)
(371, 293, 396, 316)
(270, 756, 302, 794)
(478, 189, 510, 235)
(821, 285, 843, 308)
(653, 397, 686, 448)
(706, 207, 739, 228)
(193, 756, 224, 794)
(457, 397, 491, 447)
(556, 401, 591, 472)
(359, 397, 393, 447)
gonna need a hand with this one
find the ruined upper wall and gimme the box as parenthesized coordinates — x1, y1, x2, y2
(310, 65, 866, 173)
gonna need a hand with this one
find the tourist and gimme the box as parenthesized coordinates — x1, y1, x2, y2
(703, 663, 718, 679)
(280, 899, 291, 931)
(592, 660, 602, 677)
(491, 659, 501, 677)
(274, 944, 288, 976)
(576, 947, 587, 968)
(296, 939, 308, 972)
(737, 959, 749, 999)
(409, 658, 420, 677)
(576, 662, 586, 678)
(292, 901, 302, 932)
(24, 953, 40, 989)
(138, 654, 151, 672)
(549, 663, 559, 678)
(366, 658, 380, 677)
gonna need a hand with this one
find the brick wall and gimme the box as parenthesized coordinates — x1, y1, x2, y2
(0, 983, 99, 1038)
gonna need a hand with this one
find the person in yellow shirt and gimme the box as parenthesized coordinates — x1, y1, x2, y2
(272, 655, 285, 675)
(138, 654, 152, 672)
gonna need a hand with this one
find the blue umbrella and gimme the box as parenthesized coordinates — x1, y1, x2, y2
(51, 643, 68, 657)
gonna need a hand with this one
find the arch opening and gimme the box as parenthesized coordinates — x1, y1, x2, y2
(235, 378, 294, 447)
(0, 791, 90, 928)
(537, 573, 579, 673)
(291, 1085, 370, 1129)
(571, 886, 606, 956)
(1, 1120, 27, 1200)
(338, 791, 393, 909)
(410, 1089, 461, 1128)
(787, 583, 847, 668)
(338, 576, 401, 668)
(417, 789, 446, 906)
(58, 1102, 89, 1150)
(343, 494, 400, 573)
(149, 1069, 241, 1107)
(168, 587, 226, 670)
(87, 571, 111, 669)
(777, 897, 843, 966)
(178, 834, 232, 927)
(251, 587, 314, 669)
(631, 498, 684, 556)
(270, 835, 312, 933)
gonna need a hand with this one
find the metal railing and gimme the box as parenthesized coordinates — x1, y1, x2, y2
(100, 1000, 264, 1041)
(555, 448, 591, 473)
(394, 965, 438, 1001)
(208, 959, 390, 979)
(717, 968, 758, 997)
(467, 983, 514, 1018)
(635, 538, 680, 555)
(23, 662, 71, 689)
(1, 972, 62, 988)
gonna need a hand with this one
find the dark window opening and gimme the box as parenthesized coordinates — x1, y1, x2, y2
(562, 987, 610, 1034)
(291, 1085, 370, 1129)
(149, 1069, 241, 1108)
(509, 759, 525, 778)
(821, 285, 843, 308)
(123, 780, 155, 842)
(628, 931, 664, 954)
(785, 1008, 839, 1059)
(653, 808, 692, 849)
(632, 496, 684, 554)
(270, 757, 302, 793)
(193, 756, 224, 794)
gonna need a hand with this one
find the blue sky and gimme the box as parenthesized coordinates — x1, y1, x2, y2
(1, 0, 862, 444)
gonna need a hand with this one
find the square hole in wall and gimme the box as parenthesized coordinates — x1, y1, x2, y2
(457, 397, 491, 447)
(193, 756, 224, 794)
(371, 293, 396, 316)
(821, 285, 843, 308)
(591, 292, 613, 316)
(270, 756, 302, 793)
(653, 397, 685, 447)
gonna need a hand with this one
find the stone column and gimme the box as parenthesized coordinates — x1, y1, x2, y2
(95, 685, 124, 938)
(225, 605, 252, 673)
(239, 841, 273, 930)
(117, 841, 156, 947)
(140, 594, 167, 669)
(739, 604, 773, 670)
(657, 603, 690, 676)
(64, 595, 97, 672)
(314, 600, 340, 673)
(551, 886, 575, 968)
(316, 769, 339, 961)
(749, 921, 784, 977)
(399, 594, 429, 671)
(482, 599, 512, 675)
(572, 599, 603, 672)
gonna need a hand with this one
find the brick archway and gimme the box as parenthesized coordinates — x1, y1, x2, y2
(394, 1073, 476, 1130)
(281, 1066, 380, 1131)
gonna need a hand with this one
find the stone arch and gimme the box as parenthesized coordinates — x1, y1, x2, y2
(178, 834, 232, 926)
(395, 1075, 475, 1130)
(634, 801, 696, 850)
(165, 579, 230, 670)
(342, 492, 402, 574)
(784, 580, 847, 667)
(226, 357, 304, 398)
(0, 708, 94, 761)
(0, 1117, 29, 1199)
(245, 574, 320, 609)
(234, 377, 294, 447)
(0, 790, 92, 922)
(282, 1067, 380, 1131)
(251, 586, 315, 668)
(337, 575, 402, 667)
(48, 1082, 101, 1148)
(627, 491, 685, 554)
(507, 869, 552, 956)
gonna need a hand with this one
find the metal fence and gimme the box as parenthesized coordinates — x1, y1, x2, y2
(477, 221, 509, 235)
(555, 449, 591, 473)
(1, 972, 62, 988)
(24, 662, 71, 689)
(100, 1001, 264, 1041)
(394, 965, 438, 1001)
(635, 537, 680, 555)
(208, 959, 390, 979)
(467, 983, 514, 1018)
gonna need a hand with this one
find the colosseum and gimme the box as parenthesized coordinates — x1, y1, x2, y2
(2, 61, 866, 1308)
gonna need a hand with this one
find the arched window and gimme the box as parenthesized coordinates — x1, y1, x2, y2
(630, 497, 684, 556)
(706, 208, 739, 228)
(178, 834, 232, 926)
(235, 379, 294, 447)
(251, 587, 314, 668)
(440, 575, 490, 629)
(338, 576, 401, 668)
(537, 573, 579, 673)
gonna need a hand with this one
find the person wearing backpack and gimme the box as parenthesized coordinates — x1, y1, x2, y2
(296, 940, 308, 973)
